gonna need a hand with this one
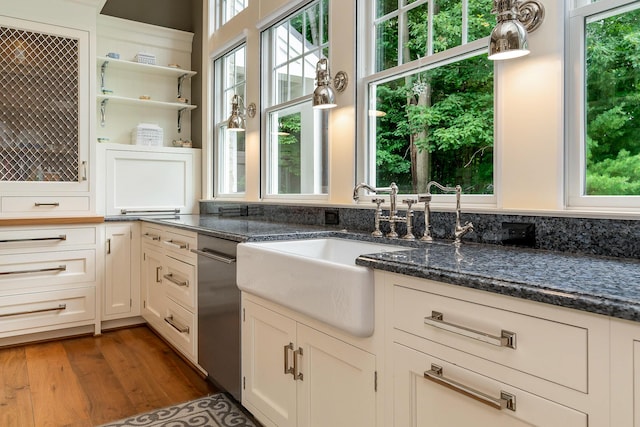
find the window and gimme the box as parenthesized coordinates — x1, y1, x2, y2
(214, 45, 246, 196)
(217, 0, 248, 27)
(568, 0, 640, 208)
(262, 0, 330, 197)
(362, 0, 494, 196)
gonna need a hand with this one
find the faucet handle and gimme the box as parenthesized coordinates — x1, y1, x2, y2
(402, 199, 417, 209)
(418, 194, 431, 203)
(372, 198, 384, 207)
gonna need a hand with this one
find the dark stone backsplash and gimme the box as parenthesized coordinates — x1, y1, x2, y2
(200, 201, 640, 259)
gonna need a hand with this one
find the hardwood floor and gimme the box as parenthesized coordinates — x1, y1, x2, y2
(0, 326, 218, 427)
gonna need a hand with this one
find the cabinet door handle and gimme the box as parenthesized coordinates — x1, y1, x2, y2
(424, 364, 516, 411)
(164, 315, 189, 334)
(106, 238, 111, 254)
(34, 202, 60, 207)
(0, 265, 67, 276)
(0, 235, 66, 243)
(163, 239, 188, 250)
(0, 303, 67, 318)
(284, 343, 294, 376)
(155, 266, 162, 283)
(424, 311, 516, 349)
(293, 347, 304, 381)
(81, 160, 87, 181)
(163, 273, 189, 287)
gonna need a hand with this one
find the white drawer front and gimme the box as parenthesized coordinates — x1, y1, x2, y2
(141, 224, 163, 247)
(393, 343, 587, 427)
(0, 287, 96, 337)
(0, 227, 96, 251)
(1, 196, 90, 214)
(163, 297, 196, 361)
(164, 255, 196, 310)
(161, 229, 196, 263)
(0, 250, 96, 294)
(393, 284, 588, 392)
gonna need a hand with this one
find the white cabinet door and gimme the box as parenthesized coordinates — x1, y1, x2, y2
(242, 299, 297, 427)
(104, 223, 132, 318)
(393, 343, 587, 427)
(297, 323, 376, 427)
(141, 244, 165, 329)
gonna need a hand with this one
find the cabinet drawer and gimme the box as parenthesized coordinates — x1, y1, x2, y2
(163, 297, 196, 361)
(164, 255, 195, 310)
(393, 284, 588, 392)
(161, 229, 196, 263)
(393, 343, 587, 427)
(141, 224, 163, 247)
(1, 196, 90, 214)
(0, 287, 96, 337)
(0, 227, 96, 251)
(0, 250, 96, 294)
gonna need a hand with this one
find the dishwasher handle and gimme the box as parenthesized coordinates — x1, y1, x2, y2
(191, 248, 236, 264)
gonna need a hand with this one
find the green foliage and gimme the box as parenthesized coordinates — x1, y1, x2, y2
(587, 150, 640, 195)
(585, 7, 640, 195)
(373, 1, 495, 194)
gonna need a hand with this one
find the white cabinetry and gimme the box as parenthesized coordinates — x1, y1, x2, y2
(382, 272, 610, 427)
(103, 222, 140, 322)
(0, 14, 93, 217)
(0, 225, 98, 341)
(141, 223, 197, 363)
(610, 318, 640, 427)
(242, 295, 377, 427)
(96, 15, 195, 147)
(99, 144, 200, 215)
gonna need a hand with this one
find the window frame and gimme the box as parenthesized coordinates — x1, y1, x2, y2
(357, 0, 497, 206)
(213, 43, 247, 198)
(566, 0, 640, 210)
(259, 0, 331, 200)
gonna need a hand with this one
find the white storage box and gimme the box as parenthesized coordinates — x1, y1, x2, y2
(131, 123, 163, 146)
(135, 52, 156, 65)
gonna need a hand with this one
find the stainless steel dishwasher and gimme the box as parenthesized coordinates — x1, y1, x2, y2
(191, 235, 240, 400)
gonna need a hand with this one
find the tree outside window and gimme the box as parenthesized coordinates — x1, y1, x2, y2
(366, 0, 494, 195)
(584, 4, 640, 195)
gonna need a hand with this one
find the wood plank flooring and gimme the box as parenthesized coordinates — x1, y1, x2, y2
(0, 326, 218, 427)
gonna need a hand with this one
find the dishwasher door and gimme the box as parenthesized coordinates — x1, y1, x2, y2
(192, 235, 240, 400)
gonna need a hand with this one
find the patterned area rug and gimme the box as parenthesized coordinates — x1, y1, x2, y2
(100, 393, 259, 427)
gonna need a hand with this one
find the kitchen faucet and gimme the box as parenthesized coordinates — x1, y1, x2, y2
(420, 181, 474, 245)
(353, 182, 416, 239)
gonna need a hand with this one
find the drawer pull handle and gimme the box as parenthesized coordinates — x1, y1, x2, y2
(121, 208, 180, 215)
(424, 364, 516, 412)
(191, 248, 236, 264)
(0, 235, 67, 243)
(0, 304, 66, 318)
(143, 233, 161, 241)
(155, 266, 162, 283)
(164, 315, 189, 334)
(293, 347, 304, 381)
(163, 273, 189, 287)
(0, 265, 67, 276)
(424, 311, 517, 349)
(34, 202, 60, 207)
(163, 239, 188, 250)
(284, 343, 294, 376)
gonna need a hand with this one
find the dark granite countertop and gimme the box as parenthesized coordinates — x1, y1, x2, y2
(111, 214, 640, 322)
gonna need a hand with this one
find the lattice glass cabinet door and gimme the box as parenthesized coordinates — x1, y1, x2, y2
(0, 17, 89, 188)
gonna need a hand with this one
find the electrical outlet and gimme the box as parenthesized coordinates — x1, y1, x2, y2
(501, 222, 535, 247)
(324, 208, 339, 225)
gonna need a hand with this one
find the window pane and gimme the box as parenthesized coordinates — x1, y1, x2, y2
(267, 103, 328, 195)
(268, 1, 329, 106)
(585, 6, 640, 195)
(406, 3, 429, 60)
(214, 45, 246, 195)
(370, 54, 494, 194)
(433, 0, 462, 53)
(222, 0, 248, 25)
(219, 127, 246, 193)
(468, 0, 494, 42)
(376, 16, 398, 72)
(377, 0, 398, 17)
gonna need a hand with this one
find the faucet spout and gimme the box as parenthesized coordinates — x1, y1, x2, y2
(353, 183, 378, 201)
